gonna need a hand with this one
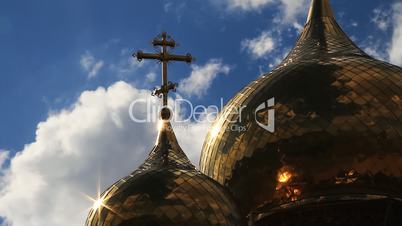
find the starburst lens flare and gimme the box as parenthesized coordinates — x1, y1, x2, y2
(93, 197, 104, 210)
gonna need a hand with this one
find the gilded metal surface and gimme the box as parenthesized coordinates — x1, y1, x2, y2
(252, 196, 402, 226)
(86, 122, 242, 226)
(306, 0, 333, 22)
(87, 33, 242, 226)
(200, 0, 402, 216)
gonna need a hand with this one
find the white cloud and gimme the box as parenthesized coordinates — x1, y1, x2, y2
(242, 32, 275, 58)
(145, 72, 157, 83)
(372, 7, 392, 31)
(364, 46, 388, 61)
(80, 51, 104, 78)
(0, 81, 211, 226)
(226, 0, 274, 11)
(292, 22, 304, 32)
(357, 4, 402, 66)
(179, 59, 231, 98)
(223, 0, 309, 25)
(233, 0, 308, 65)
(0, 150, 9, 170)
(173, 116, 212, 165)
(269, 46, 291, 68)
(164, 2, 173, 12)
(162, 1, 187, 22)
(278, 0, 309, 23)
(359, 35, 389, 61)
(389, 3, 402, 66)
(109, 55, 145, 78)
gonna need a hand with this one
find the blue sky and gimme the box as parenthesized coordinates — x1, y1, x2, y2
(0, 0, 398, 152)
(0, 0, 401, 225)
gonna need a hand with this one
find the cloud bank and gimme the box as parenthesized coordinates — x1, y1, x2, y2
(389, 3, 402, 66)
(0, 151, 8, 171)
(0, 81, 211, 226)
(366, 3, 402, 67)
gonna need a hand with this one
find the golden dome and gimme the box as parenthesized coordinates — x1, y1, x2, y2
(200, 0, 402, 218)
(86, 31, 243, 226)
(86, 121, 242, 226)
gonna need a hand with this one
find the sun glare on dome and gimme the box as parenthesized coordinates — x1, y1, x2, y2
(210, 124, 220, 138)
(93, 197, 104, 210)
(157, 120, 164, 131)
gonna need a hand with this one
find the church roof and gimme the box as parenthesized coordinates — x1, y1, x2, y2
(86, 33, 243, 226)
(281, 0, 367, 66)
(200, 0, 402, 219)
(137, 121, 194, 172)
(86, 120, 242, 226)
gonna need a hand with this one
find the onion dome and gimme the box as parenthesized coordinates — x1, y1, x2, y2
(200, 0, 402, 224)
(86, 32, 242, 226)
(85, 119, 242, 226)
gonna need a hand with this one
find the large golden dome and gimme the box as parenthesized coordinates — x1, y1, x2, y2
(86, 121, 242, 226)
(200, 0, 402, 218)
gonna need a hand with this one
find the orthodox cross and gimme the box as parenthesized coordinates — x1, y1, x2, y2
(133, 32, 193, 108)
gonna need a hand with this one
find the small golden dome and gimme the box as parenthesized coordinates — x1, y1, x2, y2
(86, 121, 242, 226)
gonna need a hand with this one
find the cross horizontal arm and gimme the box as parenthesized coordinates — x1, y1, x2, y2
(133, 32, 193, 111)
(153, 39, 176, 48)
(167, 54, 193, 63)
(135, 51, 193, 63)
(134, 51, 161, 61)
